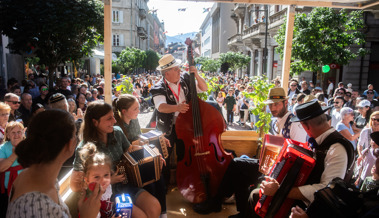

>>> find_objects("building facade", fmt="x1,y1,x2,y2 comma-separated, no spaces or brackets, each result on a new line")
228,3,379,92
200,3,237,60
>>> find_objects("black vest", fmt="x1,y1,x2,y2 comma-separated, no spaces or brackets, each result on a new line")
306,130,355,185
150,73,192,136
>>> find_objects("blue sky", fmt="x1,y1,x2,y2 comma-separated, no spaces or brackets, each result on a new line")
147,0,214,36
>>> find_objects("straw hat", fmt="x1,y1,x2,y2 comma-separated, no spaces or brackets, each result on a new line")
303,94,316,103
263,87,289,104
156,54,182,71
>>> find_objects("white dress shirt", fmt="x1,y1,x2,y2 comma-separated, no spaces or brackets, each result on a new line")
298,128,348,203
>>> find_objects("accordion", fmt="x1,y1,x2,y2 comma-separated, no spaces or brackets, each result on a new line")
117,145,161,187
255,137,316,218
139,130,169,159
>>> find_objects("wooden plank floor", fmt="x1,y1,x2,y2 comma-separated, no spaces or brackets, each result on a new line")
166,187,237,218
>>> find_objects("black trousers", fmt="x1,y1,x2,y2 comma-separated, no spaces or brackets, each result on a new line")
215,157,262,216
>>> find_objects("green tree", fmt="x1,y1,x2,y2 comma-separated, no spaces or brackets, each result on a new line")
197,73,224,101
219,52,250,72
0,0,104,88
117,47,146,74
144,50,160,71
195,57,221,73
275,7,367,75
244,76,274,156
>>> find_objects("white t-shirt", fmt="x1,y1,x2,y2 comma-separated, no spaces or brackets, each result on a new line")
330,109,341,129
327,83,334,96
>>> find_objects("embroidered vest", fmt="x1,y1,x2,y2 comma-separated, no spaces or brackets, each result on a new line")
150,73,191,136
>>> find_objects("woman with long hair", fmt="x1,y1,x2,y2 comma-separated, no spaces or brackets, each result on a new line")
70,101,161,218
113,94,168,216
76,93,87,113
355,100,373,129
7,110,101,217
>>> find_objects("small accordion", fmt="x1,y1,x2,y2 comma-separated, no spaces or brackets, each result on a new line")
139,130,169,159
117,145,161,187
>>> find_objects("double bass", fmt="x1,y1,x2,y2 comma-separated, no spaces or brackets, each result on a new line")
175,38,233,203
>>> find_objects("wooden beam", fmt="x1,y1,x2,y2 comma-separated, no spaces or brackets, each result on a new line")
104,0,112,105
362,1,379,9
174,0,362,9
281,5,295,91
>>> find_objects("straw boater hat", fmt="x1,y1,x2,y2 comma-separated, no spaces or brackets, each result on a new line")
263,87,289,104
156,54,182,71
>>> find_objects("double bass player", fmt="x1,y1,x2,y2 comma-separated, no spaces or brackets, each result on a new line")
150,54,207,184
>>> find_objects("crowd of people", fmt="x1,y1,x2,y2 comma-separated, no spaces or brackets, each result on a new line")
0,54,379,217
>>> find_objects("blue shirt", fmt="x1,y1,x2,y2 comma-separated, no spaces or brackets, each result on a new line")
0,141,23,188
336,122,357,150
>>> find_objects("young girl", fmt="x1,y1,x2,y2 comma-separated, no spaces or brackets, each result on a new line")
80,142,113,218
360,148,379,192
70,101,161,218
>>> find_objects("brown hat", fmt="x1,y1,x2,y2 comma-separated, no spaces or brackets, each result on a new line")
263,87,289,104
156,54,182,71
303,94,316,103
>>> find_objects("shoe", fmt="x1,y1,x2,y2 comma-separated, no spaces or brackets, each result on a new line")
193,199,222,215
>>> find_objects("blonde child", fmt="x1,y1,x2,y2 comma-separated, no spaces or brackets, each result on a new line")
80,142,114,218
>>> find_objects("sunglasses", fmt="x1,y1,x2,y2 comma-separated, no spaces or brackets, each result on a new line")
372,118,379,122
346,95,351,97
290,85,297,87
337,92,345,94
367,92,374,94
41,88,48,91
334,102,341,104
7,101,20,104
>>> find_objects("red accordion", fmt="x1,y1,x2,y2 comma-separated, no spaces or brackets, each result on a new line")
255,136,316,218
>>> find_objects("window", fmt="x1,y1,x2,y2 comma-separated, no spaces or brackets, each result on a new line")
112,11,123,23
204,37,210,45
113,34,124,47
113,34,120,46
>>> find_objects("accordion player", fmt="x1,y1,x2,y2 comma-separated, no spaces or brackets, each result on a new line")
117,145,161,187
255,137,315,218
139,130,169,159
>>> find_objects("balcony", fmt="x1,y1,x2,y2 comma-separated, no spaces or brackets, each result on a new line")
137,27,148,40
233,3,246,17
139,9,147,19
227,34,243,46
268,8,287,29
242,22,266,40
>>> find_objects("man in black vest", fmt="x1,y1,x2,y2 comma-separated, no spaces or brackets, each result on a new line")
250,101,354,216
150,54,207,182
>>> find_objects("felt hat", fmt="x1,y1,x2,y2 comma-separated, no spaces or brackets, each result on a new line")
290,100,331,122
156,54,182,71
263,87,289,104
